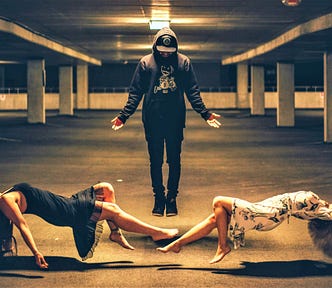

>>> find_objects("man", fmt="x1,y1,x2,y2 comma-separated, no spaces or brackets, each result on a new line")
112,27,221,217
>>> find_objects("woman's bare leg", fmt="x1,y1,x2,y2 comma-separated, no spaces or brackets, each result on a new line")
209,196,232,264
93,182,133,249
99,201,178,245
157,213,216,253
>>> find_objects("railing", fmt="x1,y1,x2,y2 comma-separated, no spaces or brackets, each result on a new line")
0,85,324,94
0,87,60,93
265,86,324,92
0,87,27,93
292,85,324,92
89,87,129,93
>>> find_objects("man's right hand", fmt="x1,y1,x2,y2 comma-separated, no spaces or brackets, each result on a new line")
111,117,124,131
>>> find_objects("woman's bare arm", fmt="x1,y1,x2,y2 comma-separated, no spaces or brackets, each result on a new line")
0,194,48,269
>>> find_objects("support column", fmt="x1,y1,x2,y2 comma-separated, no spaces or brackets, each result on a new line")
324,52,332,143
0,66,4,89
277,62,294,127
236,63,249,108
27,59,45,124
0,66,4,103
76,64,89,109
251,65,265,115
59,66,74,115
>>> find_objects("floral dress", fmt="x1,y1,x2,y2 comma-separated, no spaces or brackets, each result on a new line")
229,191,332,249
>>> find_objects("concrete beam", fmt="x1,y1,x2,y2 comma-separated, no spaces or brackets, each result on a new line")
0,17,101,66
222,13,332,65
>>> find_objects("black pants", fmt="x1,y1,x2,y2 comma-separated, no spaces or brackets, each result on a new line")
147,130,183,197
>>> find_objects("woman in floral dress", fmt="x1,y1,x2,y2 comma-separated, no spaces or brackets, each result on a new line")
158,191,332,264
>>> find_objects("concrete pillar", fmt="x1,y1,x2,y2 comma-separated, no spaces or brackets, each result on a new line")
27,59,45,124
251,65,265,115
277,62,294,127
76,64,89,109
324,52,332,143
0,66,4,89
59,66,74,115
236,63,249,108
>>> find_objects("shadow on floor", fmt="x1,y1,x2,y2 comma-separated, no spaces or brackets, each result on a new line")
0,255,181,274
1,257,331,279
158,260,332,278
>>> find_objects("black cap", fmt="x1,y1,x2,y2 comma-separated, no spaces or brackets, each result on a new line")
156,35,177,53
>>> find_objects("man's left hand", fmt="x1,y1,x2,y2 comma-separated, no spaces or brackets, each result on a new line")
206,113,221,128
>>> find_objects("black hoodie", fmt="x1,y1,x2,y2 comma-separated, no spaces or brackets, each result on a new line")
118,27,211,139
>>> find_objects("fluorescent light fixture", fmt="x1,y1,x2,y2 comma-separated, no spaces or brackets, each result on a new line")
0,60,21,64
149,19,170,30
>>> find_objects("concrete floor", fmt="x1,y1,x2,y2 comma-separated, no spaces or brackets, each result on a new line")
1,109,332,288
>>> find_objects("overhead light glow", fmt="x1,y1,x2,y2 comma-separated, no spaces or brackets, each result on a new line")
149,20,170,30
0,60,21,64
282,0,302,6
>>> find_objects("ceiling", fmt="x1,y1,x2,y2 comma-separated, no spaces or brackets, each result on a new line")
0,0,332,66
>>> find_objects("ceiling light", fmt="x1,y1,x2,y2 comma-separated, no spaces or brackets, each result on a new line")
0,60,21,64
282,0,302,6
149,20,170,30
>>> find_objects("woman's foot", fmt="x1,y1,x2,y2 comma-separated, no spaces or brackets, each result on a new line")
109,230,135,250
209,245,231,264
151,228,179,241
157,241,181,253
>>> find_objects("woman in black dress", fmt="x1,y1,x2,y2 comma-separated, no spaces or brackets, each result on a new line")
0,182,178,269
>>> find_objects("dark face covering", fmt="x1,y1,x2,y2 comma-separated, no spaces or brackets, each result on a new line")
154,51,178,66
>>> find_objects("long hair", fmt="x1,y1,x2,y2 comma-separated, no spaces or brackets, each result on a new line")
308,219,332,257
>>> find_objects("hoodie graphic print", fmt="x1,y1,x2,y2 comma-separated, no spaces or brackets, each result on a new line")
153,64,177,95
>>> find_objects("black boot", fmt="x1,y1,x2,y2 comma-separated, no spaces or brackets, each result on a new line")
152,193,166,217
166,193,178,217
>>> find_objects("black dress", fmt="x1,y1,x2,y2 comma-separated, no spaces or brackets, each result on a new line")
10,183,104,260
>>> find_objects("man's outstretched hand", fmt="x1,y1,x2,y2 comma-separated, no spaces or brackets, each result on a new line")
111,117,124,131
206,113,221,128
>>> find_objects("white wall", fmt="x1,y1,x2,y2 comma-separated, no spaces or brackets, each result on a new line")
0,91,325,110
